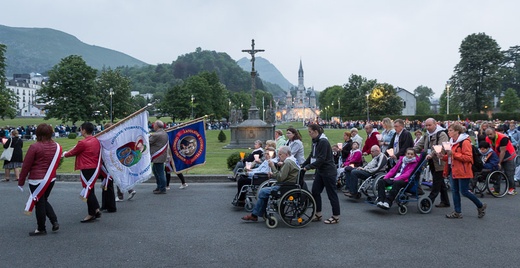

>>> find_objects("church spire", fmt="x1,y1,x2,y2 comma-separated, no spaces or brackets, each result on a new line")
298,59,304,90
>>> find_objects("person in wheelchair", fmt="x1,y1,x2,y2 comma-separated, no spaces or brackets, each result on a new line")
241,146,299,221
376,148,420,209
233,147,276,207
344,145,387,198
228,140,264,181
473,142,499,192
339,141,362,191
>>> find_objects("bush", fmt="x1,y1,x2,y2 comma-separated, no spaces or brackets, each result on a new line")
226,152,250,170
68,133,77,139
218,130,226,142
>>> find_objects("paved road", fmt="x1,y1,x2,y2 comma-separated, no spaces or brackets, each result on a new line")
1,181,520,267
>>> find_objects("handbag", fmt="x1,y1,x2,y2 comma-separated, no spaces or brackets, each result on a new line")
0,139,14,161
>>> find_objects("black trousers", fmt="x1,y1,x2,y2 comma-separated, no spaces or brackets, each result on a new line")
81,169,100,216
29,181,57,232
429,168,450,205
101,179,117,212
377,179,407,204
166,172,186,186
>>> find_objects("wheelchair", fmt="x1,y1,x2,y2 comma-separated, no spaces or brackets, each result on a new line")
371,153,432,215
472,169,509,198
356,172,386,201
263,171,316,229
231,172,270,212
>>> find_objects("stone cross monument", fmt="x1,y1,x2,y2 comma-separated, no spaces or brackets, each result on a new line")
224,39,274,149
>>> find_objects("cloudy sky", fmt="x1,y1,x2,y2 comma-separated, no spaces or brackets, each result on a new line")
2,0,519,97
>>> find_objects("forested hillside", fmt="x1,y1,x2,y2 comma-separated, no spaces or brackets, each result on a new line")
0,25,147,75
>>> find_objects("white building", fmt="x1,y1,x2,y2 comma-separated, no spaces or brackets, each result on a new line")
5,73,46,116
396,87,416,116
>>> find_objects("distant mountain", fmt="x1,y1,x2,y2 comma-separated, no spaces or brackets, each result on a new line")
0,25,148,75
237,57,294,95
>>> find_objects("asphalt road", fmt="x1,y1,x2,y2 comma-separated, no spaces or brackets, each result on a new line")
1,180,520,268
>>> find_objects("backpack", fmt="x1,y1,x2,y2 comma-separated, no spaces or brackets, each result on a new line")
464,139,483,173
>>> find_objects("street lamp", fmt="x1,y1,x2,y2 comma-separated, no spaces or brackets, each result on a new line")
109,88,114,123
338,98,341,125
191,94,195,119
446,80,451,115
366,91,370,122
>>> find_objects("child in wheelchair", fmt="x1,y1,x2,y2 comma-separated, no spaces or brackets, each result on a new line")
376,148,420,210
472,142,499,193
241,146,299,221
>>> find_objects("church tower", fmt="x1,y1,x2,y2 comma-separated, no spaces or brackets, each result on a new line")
298,59,304,91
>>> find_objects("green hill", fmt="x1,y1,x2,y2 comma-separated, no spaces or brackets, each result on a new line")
0,24,148,75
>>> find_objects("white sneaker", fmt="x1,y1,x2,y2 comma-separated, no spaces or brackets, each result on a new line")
166,187,170,190
127,190,136,200
382,202,390,209
179,184,189,189
115,197,123,202
376,201,383,206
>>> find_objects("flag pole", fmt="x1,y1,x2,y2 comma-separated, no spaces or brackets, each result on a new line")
164,114,211,132
94,102,155,138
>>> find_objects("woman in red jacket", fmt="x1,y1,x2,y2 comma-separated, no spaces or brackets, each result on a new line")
18,124,62,236
441,123,486,219
64,122,102,223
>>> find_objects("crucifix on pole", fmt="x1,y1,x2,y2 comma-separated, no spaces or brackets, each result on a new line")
242,39,265,120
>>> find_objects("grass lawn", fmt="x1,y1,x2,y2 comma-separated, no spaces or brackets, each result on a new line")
2,117,374,175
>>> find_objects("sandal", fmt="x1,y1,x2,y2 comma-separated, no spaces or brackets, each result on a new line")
445,211,463,219
324,217,339,224
312,215,322,222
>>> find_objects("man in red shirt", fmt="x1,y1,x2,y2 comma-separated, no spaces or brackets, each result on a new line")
362,124,380,156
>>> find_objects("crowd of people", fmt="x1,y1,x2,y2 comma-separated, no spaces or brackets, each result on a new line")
234,117,520,226
1,120,189,236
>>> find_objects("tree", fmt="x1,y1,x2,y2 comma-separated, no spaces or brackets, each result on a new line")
414,85,434,114
38,55,98,123
451,33,503,113
319,85,343,119
96,68,134,121
369,83,403,116
158,84,191,122
0,44,17,119
500,88,520,112
500,46,520,96
340,74,376,118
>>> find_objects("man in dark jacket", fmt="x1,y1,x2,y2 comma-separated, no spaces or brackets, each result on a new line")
388,119,414,165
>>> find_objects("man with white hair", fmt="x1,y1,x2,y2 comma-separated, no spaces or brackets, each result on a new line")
150,120,169,194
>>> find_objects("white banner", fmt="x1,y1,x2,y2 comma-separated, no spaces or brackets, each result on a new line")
97,111,152,191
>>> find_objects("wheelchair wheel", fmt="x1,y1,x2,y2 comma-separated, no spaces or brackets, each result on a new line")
398,205,408,215
515,155,520,167
278,189,316,228
417,196,432,214
256,179,277,199
265,216,278,229
244,197,254,212
487,171,509,198
371,174,386,198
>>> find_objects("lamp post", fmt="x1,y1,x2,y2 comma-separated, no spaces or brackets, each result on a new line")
109,88,114,123
338,98,341,125
191,94,195,119
228,99,232,124
446,80,451,115
302,97,306,127
366,91,370,122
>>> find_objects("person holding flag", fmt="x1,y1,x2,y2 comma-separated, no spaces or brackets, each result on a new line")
63,122,102,222
18,124,62,236
150,120,169,194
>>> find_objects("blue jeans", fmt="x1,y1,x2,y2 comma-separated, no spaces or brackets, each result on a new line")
252,186,279,217
152,163,166,192
450,176,483,213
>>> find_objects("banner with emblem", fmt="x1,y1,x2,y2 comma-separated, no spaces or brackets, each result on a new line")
166,118,206,173
97,109,152,191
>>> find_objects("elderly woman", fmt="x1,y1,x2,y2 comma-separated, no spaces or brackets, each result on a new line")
229,140,264,181
18,124,62,236
379,117,395,153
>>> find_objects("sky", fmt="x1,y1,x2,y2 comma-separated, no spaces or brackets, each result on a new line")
2,0,519,98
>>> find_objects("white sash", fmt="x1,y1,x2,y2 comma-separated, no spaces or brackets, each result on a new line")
24,143,62,215
151,143,168,161
79,149,102,201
